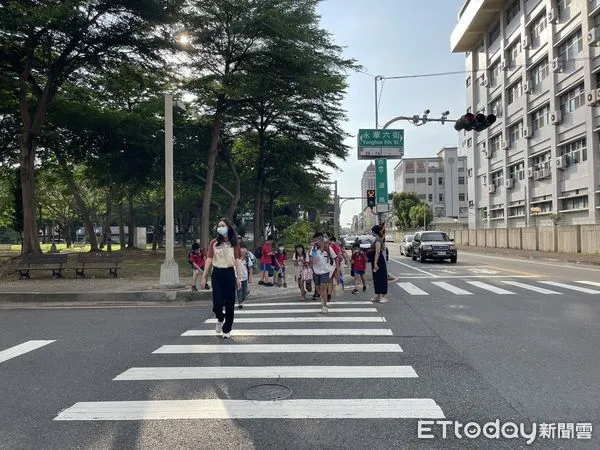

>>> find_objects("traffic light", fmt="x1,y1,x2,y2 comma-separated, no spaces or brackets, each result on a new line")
454,113,496,132
367,189,376,208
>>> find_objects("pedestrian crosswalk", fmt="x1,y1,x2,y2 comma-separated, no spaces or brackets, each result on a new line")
395,280,600,296
54,300,446,421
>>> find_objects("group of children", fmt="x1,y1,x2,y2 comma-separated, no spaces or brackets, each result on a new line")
189,235,370,313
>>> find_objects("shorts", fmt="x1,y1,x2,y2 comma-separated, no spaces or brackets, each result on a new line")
313,272,330,286
261,263,272,272
354,270,365,276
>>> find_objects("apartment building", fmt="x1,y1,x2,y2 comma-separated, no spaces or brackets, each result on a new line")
393,147,469,219
451,0,600,228
361,162,376,211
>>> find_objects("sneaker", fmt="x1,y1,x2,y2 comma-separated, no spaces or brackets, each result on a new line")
362,286,367,292
320,306,328,315
191,286,198,292
205,284,210,290
371,296,380,303
283,283,287,288
238,303,243,309
215,321,223,334
267,282,274,287
222,332,231,339
312,294,319,301
352,289,359,295
379,297,389,303
258,280,265,285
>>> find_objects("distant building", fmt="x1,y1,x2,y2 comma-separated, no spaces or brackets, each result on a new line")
361,162,376,211
393,147,468,220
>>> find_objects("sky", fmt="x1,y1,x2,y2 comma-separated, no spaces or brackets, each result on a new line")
316,0,467,227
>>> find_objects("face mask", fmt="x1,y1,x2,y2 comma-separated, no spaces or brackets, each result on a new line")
279,247,284,252
324,238,329,243
217,226,228,236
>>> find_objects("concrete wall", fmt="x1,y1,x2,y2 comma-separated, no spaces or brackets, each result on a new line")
521,228,538,251
538,227,557,252
496,228,508,248
469,229,477,246
580,225,600,255
485,229,496,248
476,229,486,247
508,228,522,249
557,226,581,254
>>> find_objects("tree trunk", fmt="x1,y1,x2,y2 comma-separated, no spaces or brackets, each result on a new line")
152,215,159,251
118,200,126,249
105,190,113,253
127,190,135,248
19,137,41,254
226,158,241,221
253,130,267,242
65,222,72,248
200,97,225,249
269,191,275,237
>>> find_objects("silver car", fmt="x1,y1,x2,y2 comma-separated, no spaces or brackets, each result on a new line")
400,234,415,257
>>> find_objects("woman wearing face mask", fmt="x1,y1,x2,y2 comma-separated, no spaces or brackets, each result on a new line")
201,218,242,339
292,245,310,300
370,224,388,303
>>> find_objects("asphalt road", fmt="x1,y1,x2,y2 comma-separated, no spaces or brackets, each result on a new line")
0,246,598,449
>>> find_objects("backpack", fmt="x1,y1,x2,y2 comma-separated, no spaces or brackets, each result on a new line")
254,246,262,259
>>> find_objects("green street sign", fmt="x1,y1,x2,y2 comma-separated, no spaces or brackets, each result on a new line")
375,159,388,205
357,129,404,160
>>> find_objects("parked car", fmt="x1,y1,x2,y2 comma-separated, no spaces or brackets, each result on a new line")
343,236,357,249
412,231,457,263
357,235,375,251
400,234,415,257
385,234,395,243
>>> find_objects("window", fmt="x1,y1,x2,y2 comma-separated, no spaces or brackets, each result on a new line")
438,177,443,186
506,0,520,24
531,152,551,171
491,170,504,187
556,0,571,14
506,40,521,68
428,194,433,202
531,104,550,131
467,138,472,147
530,13,547,46
459,193,466,202
466,76,471,87
558,29,582,62
458,176,465,185
405,177,415,184
405,161,414,171
559,83,585,115
559,138,587,165
417,177,426,184
490,134,501,158
428,177,432,186
561,196,588,211
438,194,444,203
509,161,525,181
489,21,500,44
468,168,473,177
530,59,549,89
418,194,427,201
489,96,502,117
489,61,501,87
508,121,523,146
507,79,523,104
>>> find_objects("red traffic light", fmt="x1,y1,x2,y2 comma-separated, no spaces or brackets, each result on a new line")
464,113,475,122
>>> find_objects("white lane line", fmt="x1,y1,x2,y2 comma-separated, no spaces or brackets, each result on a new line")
0,340,55,364
182,329,394,336
395,275,539,279
501,281,561,294
431,282,473,295
54,398,445,420
242,301,373,307
114,366,418,380
236,308,377,315
152,344,403,354
204,317,386,323
396,282,429,296
390,258,438,278
539,281,600,294
465,281,515,295
460,252,600,272
576,281,600,288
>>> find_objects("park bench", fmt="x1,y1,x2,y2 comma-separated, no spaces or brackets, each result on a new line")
72,241,86,249
0,244,12,251
75,252,123,278
18,253,68,280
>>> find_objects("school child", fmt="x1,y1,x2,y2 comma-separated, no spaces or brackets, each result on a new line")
189,242,209,291
273,244,287,287
237,245,253,309
351,243,368,294
292,245,310,299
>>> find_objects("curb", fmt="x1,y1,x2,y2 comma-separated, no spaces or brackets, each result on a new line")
0,290,212,303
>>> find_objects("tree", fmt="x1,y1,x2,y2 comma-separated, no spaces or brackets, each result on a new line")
409,203,433,229
282,219,314,246
392,192,421,229
0,0,182,253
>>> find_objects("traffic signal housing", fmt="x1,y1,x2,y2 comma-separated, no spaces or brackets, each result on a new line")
367,189,376,208
454,113,496,132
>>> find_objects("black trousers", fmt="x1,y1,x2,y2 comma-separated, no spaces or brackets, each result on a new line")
372,253,388,295
211,267,236,333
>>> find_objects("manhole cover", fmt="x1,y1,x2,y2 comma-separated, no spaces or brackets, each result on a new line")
243,383,293,401
445,304,465,309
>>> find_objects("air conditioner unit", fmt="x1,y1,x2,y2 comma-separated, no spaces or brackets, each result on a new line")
526,167,534,178
534,170,542,180
481,77,489,87
587,89,600,106
556,155,567,169
502,140,510,150
523,81,532,94
523,128,532,139
505,178,515,189
500,60,507,70
483,149,490,159
522,35,529,49
550,110,562,124
543,168,551,178
551,58,562,72
548,8,558,24
488,184,496,194
588,28,600,46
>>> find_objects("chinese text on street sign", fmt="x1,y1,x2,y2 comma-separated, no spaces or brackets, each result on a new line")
375,159,388,205
357,129,404,160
